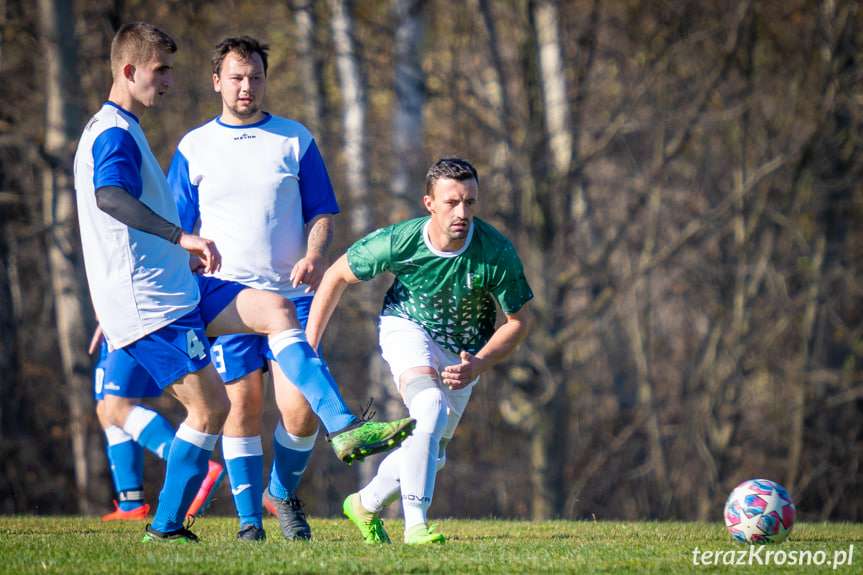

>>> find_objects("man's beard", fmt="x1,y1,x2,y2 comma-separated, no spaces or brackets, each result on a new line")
229,101,259,119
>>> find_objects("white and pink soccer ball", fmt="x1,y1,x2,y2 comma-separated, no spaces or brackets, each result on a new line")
724,479,795,544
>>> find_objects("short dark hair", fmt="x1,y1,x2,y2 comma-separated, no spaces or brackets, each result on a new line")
212,36,269,77
111,22,177,78
425,157,479,197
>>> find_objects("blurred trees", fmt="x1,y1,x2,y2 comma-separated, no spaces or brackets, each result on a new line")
0,0,861,522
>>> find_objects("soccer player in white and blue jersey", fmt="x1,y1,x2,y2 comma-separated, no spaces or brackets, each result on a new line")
167,36,337,542
307,157,533,545
74,22,414,543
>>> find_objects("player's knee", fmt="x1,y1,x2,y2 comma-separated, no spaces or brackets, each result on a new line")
209,393,231,428
281,414,319,437
405,378,447,437
264,294,300,333
103,396,134,427
226,395,264,429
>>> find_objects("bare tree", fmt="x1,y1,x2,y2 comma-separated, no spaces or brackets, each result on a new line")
38,0,99,514
327,0,371,235
291,0,324,134
390,0,426,222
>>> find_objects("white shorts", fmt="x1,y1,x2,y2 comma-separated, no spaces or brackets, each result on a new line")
378,315,475,440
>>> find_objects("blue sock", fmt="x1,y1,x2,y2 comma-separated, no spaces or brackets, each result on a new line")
269,330,356,433
123,405,174,460
151,424,218,533
223,436,264,528
268,421,317,499
104,426,144,511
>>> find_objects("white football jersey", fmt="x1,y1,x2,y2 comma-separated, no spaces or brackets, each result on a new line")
168,114,338,300
74,103,200,349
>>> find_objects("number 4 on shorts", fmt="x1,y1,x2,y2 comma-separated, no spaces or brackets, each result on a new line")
186,329,206,360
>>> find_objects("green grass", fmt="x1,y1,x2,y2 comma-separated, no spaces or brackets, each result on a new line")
1,516,861,574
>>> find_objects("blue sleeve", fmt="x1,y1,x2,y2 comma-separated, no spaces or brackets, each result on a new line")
167,149,200,234
298,140,340,223
92,127,143,199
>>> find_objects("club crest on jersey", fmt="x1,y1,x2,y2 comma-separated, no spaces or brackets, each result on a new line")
233,133,257,141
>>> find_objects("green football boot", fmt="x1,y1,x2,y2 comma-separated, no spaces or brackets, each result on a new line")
343,493,391,544
142,521,200,543
329,417,416,464
405,522,446,545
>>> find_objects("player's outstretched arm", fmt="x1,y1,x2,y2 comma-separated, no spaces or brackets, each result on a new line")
305,254,361,350
440,303,532,390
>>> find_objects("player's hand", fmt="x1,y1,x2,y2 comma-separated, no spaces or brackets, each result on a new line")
189,256,206,274
441,351,481,390
178,232,221,273
88,324,104,355
290,254,325,292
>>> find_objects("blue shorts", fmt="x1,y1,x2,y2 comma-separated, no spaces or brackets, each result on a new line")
123,276,246,389
211,295,313,383
93,339,161,401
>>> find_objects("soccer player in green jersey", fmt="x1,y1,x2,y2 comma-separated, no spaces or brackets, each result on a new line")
306,156,534,544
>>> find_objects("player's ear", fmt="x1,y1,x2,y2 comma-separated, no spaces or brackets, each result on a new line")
423,194,434,213
213,73,221,93
123,63,136,81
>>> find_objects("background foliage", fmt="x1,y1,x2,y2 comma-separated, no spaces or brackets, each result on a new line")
0,0,861,524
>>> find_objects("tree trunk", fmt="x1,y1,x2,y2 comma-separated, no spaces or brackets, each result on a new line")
327,0,371,235
326,0,388,500
390,0,426,222
0,204,15,441
38,0,101,514
290,0,323,134
530,0,571,179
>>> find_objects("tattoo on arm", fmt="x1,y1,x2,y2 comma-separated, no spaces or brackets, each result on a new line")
307,215,334,257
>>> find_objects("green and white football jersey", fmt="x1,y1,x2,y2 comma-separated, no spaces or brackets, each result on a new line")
347,217,533,355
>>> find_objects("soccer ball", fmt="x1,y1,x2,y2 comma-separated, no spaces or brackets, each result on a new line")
724,479,795,544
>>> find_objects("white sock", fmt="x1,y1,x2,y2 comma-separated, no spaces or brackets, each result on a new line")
399,386,448,529
360,449,402,512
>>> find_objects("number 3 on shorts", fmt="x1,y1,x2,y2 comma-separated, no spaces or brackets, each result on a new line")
186,329,206,360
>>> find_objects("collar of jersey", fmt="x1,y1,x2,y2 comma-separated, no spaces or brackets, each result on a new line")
105,101,139,124
215,112,272,129
422,218,474,258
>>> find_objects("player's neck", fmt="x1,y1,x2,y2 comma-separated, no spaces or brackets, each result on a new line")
107,85,145,119
427,229,466,253
220,109,266,126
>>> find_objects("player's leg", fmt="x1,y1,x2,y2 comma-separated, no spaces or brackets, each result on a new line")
202,283,414,463
222,366,267,541
144,362,229,540
398,383,471,545
347,316,467,544
347,434,451,543
359,367,450,545
104,395,174,460
127,312,229,542
94,348,148,520
206,288,354,430
264,360,318,541
397,372,448,544
97,399,148,520
101,350,175,461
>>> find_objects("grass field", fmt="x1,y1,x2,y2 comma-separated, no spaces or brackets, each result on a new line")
1,516,861,574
